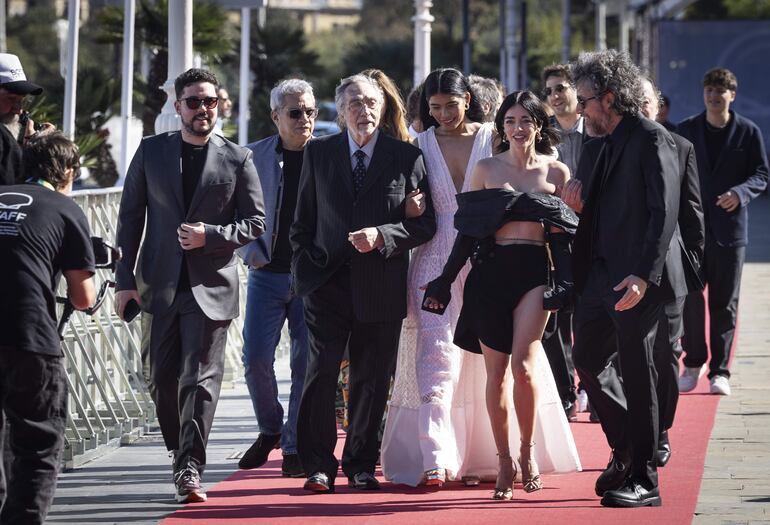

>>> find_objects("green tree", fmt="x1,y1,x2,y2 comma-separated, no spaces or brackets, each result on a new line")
245,16,322,140
95,0,235,136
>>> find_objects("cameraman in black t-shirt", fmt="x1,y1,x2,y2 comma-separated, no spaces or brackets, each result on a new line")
0,132,95,525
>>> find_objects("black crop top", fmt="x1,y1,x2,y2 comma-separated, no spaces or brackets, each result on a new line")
453,188,579,239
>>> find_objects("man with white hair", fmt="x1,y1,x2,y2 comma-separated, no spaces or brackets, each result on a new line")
236,79,317,478
291,73,436,493
0,53,49,185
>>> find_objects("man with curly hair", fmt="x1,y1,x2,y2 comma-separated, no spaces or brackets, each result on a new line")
562,50,684,508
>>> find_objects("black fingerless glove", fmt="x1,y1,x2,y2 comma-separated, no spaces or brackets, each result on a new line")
543,231,575,312
422,233,475,315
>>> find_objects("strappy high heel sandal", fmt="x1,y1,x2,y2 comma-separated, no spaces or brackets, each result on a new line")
493,453,515,500
424,468,446,487
519,441,543,493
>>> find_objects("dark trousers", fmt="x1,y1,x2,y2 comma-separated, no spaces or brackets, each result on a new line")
682,236,745,379
573,266,661,489
297,267,401,481
655,297,685,431
0,347,67,525
542,311,576,405
141,290,230,473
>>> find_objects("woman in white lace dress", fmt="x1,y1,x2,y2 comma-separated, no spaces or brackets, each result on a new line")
381,68,492,487
382,72,582,491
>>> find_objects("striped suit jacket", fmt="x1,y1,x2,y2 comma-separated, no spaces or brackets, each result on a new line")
290,131,436,322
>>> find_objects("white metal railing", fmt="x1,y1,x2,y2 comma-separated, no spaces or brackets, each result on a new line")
62,187,266,466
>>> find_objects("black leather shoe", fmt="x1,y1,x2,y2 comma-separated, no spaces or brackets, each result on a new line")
656,430,672,467
304,472,334,493
238,433,281,470
595,451,631,496
348,471,381,490
600,479,662,507
281,454,306,478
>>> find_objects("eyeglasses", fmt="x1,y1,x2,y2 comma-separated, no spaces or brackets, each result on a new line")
178,96,219,110
347,97,381,113
287,108,318,119
543,83,570,97
576,91,607,109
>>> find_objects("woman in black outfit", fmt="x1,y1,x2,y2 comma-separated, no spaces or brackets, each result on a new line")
423,91,578,500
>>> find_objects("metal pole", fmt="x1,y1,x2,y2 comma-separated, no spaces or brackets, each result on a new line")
0,0,7,53
499,0,506,88
520,0,527,88
154,0,193,134
413,0,434,86
595,0,606,51
619,0,629,53
504,0,518,92
238,7,250,146
118,0,136,182
462,0,470,76
561,0,571,63
63,0,80,139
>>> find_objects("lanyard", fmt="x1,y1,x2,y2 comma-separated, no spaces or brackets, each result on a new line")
26,178,56,191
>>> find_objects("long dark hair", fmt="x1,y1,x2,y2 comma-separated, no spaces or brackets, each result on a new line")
419,68,485,130
494,90,559,154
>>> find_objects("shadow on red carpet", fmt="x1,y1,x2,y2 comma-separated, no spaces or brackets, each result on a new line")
161,374,719,525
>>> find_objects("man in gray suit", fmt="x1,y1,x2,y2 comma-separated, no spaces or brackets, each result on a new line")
114,68,265,503
236,79,317,478
291,74,436,493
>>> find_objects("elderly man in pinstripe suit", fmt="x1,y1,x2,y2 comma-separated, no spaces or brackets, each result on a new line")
291,73,436,493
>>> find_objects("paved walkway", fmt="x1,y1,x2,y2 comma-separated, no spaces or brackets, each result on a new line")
46,195,770,524
693,194,770,525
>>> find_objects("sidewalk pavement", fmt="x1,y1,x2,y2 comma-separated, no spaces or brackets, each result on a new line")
46,196,770,525
692,194,770,525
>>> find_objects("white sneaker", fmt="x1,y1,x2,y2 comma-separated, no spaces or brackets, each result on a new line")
710,375,731,395
678,365,705,392
577,390,589,412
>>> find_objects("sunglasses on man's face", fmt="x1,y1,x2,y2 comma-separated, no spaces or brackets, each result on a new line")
287,108,318,120
543,83,570,98
179,96,219,110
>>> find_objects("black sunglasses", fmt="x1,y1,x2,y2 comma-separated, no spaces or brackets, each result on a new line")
576,90,608,108
287,108,318,119
543,83,570,97
179,96,219,110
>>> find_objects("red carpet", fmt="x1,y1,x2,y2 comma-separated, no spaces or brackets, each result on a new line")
162,375,719,525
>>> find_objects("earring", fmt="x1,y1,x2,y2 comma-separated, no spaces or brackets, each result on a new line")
536,131,542,141
465,103,470,110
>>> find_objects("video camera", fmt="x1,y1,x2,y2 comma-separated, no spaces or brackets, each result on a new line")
56,236,122,338
17,111,44,145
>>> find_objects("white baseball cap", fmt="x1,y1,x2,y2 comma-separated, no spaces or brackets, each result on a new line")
0,53,43,96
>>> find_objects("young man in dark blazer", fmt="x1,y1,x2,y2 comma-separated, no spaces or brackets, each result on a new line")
677,68,769,396
291,74,436,493
115,69,266,503
565,50,683,508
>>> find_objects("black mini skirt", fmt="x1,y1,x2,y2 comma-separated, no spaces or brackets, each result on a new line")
454,242,548,355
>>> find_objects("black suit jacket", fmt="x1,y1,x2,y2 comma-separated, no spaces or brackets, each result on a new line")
573,114,684,301
677,110,769,248
290,131,436,322
116,132,266,320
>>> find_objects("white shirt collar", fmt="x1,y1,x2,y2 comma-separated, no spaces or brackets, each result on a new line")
348,128,379,159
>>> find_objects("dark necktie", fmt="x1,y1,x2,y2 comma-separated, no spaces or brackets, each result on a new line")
353,149,366,195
